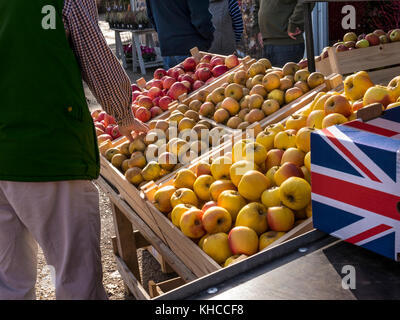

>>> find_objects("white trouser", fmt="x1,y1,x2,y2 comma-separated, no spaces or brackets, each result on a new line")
0,180,108,300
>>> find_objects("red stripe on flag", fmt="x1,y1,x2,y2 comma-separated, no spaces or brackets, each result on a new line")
343,121,399,137
311,172,400,221
345,224,392,244
321,128,381,183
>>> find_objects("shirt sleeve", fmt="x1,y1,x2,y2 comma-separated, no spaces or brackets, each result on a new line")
228,0,244,43
187,0,215,42
63,0,135,127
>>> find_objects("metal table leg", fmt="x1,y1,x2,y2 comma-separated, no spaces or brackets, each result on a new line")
304,2,316,73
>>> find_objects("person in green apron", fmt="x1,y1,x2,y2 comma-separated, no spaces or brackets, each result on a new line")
0,0,148,299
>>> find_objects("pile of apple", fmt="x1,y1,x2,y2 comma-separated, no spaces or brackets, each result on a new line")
320,28,400,58
150,132,313,266
131,54,241,123
182,58,325,130
103,112,232,188
92,110,122,144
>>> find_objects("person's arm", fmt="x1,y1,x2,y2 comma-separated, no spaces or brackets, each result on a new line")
146,0,157,32
63,0,148,140
288,1,315,35
187,0,215,41
228,0,244,43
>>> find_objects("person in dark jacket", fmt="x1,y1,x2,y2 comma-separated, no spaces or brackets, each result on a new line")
256,0,313,67
146,0,215,69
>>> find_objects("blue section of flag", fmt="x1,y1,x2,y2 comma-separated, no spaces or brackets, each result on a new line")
312,200,364,234
356,142,397,181
360,232,395,260
310,132,363,177
381,106,400,121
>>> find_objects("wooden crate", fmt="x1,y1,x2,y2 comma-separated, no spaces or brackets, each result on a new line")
316,42,400,85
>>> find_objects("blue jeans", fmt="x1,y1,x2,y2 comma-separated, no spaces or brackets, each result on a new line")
263,43,305,68
162,55,189,69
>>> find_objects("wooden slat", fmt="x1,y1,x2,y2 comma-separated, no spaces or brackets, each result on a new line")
114,254,151,300
148,277,185,298
97,176,197,283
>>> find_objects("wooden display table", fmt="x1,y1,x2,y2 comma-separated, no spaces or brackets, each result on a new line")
112,28,164,75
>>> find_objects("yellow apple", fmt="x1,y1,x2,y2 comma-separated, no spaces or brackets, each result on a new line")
266,165,279,186
202,233,233,265
173,169,197,189
209,179,237,201
295,127,316,153
306,109,325,129
224,254,247,267
363,85,395,108
322,113,348,129
274,162,304,186
229,160,258,187
259,231,285,251
281,147,305,167
228,226,259,256
179,209,205,239
171,203,197,227
170,188,199,208
210,156,232,180
193,174,215,201
344,71,374,101
279,177,311,210
265,149,284,170
235,202,268,235
202,206,232,234
256,131,276,151
267,206,295,232
387,75,400,100
217,190,247,222
243,142,268,166
261,186,281,207
304,151,311,172
324,95,352,117
274,130,297,150
238,170,271,201
153,185,177,214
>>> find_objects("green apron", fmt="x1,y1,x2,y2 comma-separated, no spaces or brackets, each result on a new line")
0,0,99,181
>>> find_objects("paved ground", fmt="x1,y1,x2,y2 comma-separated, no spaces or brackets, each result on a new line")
34,15,176,300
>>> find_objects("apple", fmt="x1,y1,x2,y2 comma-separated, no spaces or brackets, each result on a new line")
195,161,212,176
182,57,197,72
324,94,352,117
91,109,103,120
267,206,295,232
335,44,349,52
235,202,268,235
259,231,286,251
238,170,271,201
131,84,141,92
179,209,205,239
193,174,215,201
150,106,163,118
147,87,162,100
209,179,236,202
135,107,151,122
162,76,176,90
274,130,297,150
225,54,240,69
132,90,143,102
168,82,188,100
170,188,199,208
171,203,196,227
202,233,233,264
265,149,284,170
181,80,192,91
158,96,173,111
181,74,194,85
363,85,395,107
97,133,112,144
212,65,229,78
389,29,400,42
355,39,369,48
321,113,348,128
228,226,259,256
210,56,225,68
94,121,105,132
210,156,232,180
343,70,374,101
365,33,380,46
281,147,305,167
154,68,167,79
274,162,304,186
379,34,389,44
202,206,232,234
217,190,247,222
279,176,311,210
193,80,205,91
200,54,212,63
261,187,281,208
202,201,218,213
343,32,357,42
373,29,386,37
110,125,121,140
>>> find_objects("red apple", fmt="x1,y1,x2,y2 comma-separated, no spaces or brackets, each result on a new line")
210,56,225,68
212,65,229,77
94,121,105,131
91,109,102,120
335,44,349,52
201,201,218,213
151,79,163,89
168,82,188,100
182,57,197,72
193,80,205,91
162,76,176,90
152,96,161,107
148,87,162,99
110,125,121,139
137,96,153,109
200,54,212,63
154,68,167,79
195,67,213,82
181,80,192,91
158,96,173,111
225,54,240,69
96,111,107,123
131,84,141,92
365,33,380,46
181,74,194,84
150,106,163,118
196,62,211,70
132,90,142,102
136,107,151,122
97,133,112,144
205,77,216,85
105,124,116,136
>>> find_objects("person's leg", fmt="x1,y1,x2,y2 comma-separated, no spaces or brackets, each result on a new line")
263,43,305,68
1,180,107,300
0,183,38,300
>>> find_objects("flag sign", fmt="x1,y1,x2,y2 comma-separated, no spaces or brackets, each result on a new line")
311,106,400,261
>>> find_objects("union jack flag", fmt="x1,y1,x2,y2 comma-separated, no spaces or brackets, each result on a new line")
311,107,400,261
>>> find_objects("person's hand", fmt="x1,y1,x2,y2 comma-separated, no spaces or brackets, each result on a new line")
257,32,264,47
288,27,302,40
118,118,149,142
